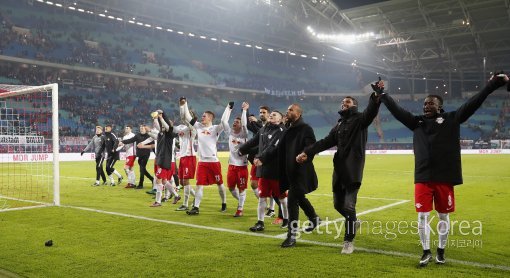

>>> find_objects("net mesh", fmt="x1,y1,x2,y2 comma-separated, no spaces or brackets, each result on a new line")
0,84,54,209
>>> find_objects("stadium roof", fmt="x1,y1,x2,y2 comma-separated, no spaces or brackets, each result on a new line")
77,0,510,82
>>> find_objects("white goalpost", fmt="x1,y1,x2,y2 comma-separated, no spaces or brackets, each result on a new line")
0,83,59,209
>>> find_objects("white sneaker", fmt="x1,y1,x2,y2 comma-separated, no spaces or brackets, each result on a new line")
341,241,354,254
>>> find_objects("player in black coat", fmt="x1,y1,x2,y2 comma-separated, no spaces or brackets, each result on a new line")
274,104,320,248
379,73,508,266
299,92,381,253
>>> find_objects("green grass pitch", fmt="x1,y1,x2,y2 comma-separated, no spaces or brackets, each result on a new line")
0,154,509,277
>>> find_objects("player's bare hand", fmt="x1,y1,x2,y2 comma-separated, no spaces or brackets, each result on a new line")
179,97,187,106
296,152,308,163
248,115,257,122
242,102,249,110
254,158,263,167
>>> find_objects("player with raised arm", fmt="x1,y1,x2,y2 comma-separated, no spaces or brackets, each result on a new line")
117,125,137,188
174,115,198,211
224,102,250,217
81,126,107,186
180,98,230,215
138,110,180,207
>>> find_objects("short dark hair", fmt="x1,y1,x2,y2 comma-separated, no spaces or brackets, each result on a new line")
345,96,358,106
204,111,215,119
426,94,444,106
234,116,242,121
105,124,112,128
272,110,283,117
259,106,270,112
125,125,132,129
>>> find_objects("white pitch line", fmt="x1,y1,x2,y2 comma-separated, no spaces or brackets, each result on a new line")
1,204,508,271
0,204,51,212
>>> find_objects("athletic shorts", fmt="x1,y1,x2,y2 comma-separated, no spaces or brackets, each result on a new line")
250,164,258,181
227,165,248,190
178,156,197,180
125,156,136,168
155,163,175,180
415,182,455,213
196,161,223,185
258,178,282,198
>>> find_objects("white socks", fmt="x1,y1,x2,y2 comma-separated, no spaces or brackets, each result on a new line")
258,198,267,222
438,213,450,249
251,186,259,199
269,197,275,211
194,185,204,208
418,212,431,250
218,184,227,204
165,180,179,198
279,197,288,220
124,168,135,184
238,190,247,210
155,182,163,203
230,188,240,200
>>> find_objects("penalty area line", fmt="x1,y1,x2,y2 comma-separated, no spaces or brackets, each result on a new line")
58,204,510,272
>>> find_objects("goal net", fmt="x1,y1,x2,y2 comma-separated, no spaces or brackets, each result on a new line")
0,83,59,210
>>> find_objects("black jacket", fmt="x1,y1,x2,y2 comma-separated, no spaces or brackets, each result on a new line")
305,93,380,190
276,117,318,195
239,122,285,179
380,83,500,185
122,133,153,157
100,131,120,160
246,119,264,164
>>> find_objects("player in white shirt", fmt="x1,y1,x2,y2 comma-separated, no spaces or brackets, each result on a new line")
117,125,137,188
174,122,198,211
180,98,230,215
224,102,250,217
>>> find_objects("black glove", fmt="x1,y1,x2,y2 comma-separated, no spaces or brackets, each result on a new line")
371,78,385,96
488,71,507,89
80,151,84,156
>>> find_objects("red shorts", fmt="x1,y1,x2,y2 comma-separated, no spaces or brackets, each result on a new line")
258,178,282,198
250,164,258,181
227,165,248,190
125,156,136,168
415,182,455,213
155,163,175,180
196,162,223,185
178,156,197,180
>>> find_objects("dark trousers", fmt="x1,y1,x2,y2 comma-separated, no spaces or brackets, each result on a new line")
106,157,118,176
333,186,359,242
137,155,153,186
95,156,106,182
287,188,318,238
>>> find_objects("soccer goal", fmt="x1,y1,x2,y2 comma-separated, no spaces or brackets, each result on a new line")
0,83,59,210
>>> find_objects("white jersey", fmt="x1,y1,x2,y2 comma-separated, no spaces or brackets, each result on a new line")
194,122,224,162
174,124,197,158
225,110,248,166
118,132,136,156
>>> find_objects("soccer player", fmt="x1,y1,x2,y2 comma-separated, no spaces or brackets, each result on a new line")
139,110,180,207
239,110,288,231
120,124,154,189
246,105,269,199
377,73,509,265
99,124,123,186
224,102,250,217
81,125,106,186
174,120,198,211
180,98,230,215
247,106,281,220
117,125,137,188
